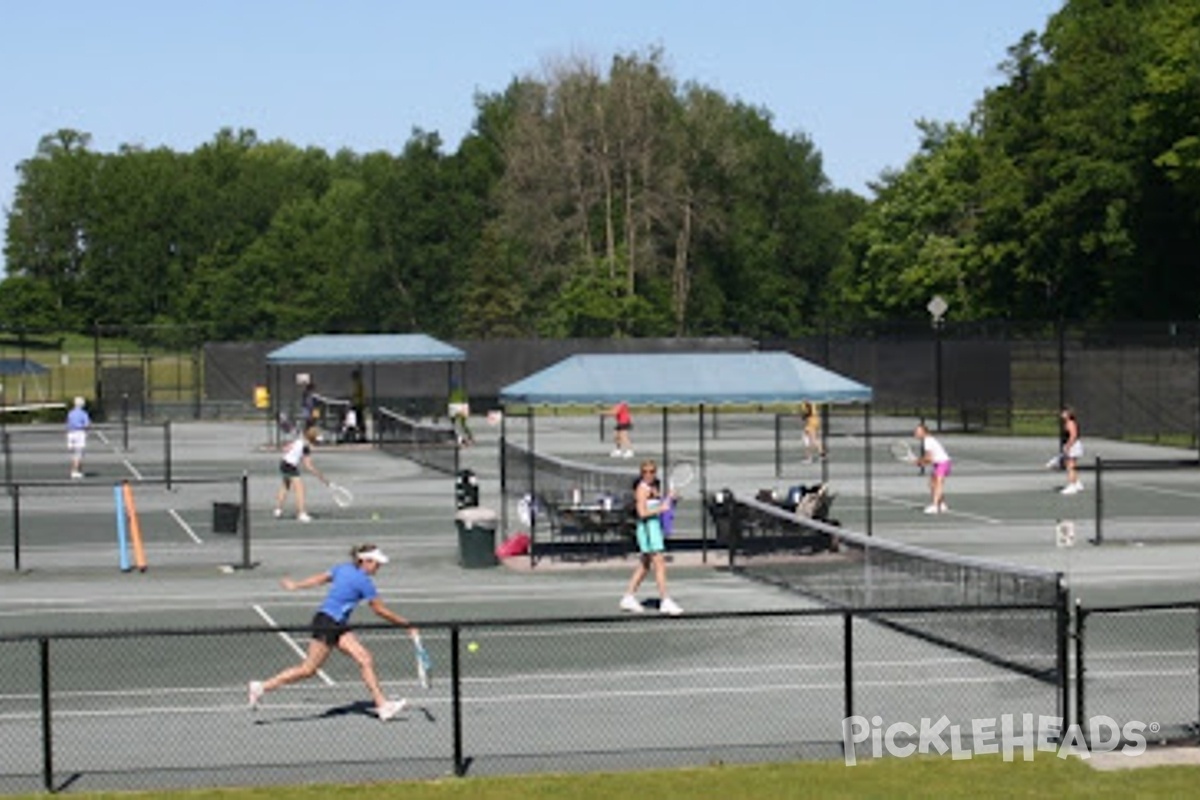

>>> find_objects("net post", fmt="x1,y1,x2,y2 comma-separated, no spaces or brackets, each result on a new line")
3,430,12,487
774,413,782,478
121,394,130,451
450,625,465,776
164,419,173,490
1092,457,1103,545
40,637,53,793
240,471,252,570
11,483,21,572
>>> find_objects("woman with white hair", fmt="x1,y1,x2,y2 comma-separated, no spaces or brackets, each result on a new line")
66,396,91,479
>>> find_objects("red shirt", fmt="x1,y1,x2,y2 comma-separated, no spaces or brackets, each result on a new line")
613,402,631,426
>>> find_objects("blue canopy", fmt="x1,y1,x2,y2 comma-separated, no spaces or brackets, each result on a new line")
0,358,49,376
499,352,871,406
266,334,465,365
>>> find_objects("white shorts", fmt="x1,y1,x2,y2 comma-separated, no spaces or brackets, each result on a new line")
67,430,87,453
1065,440,1083,459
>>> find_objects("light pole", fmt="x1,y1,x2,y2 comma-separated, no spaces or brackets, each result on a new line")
927,295,948,432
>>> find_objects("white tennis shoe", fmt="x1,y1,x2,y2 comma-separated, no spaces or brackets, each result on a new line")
247,681,264,709
377,699,408,721
619,594,645,613
297,512,312,523
660,597,683,616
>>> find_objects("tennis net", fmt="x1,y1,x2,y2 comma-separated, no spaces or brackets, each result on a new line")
728,495,1065,683
375,407,459,474
1091,456,1200,545
310,393,352,440
502,440,636,506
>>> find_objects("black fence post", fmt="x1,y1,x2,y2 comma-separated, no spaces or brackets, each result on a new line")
699,403,708,562
935,320,944,432
40,637,53,793
3,430,12,488
1093,457,1104,545
451,625,465,777
864,405,873,537
843,612,854,759
1074,602,1086,747
499,416,508,538
1057,581,1070,736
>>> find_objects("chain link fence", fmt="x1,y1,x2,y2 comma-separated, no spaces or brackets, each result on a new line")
1074,602,1200,748
0,607,1064,794
5,323,1198,446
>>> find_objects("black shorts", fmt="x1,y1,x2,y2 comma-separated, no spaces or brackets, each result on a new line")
311,612,349,646
280,461,300,486
616,422,632,431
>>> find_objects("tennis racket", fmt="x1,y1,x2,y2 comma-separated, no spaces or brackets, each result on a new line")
328,482,353,508
667,461,696,494
890,440,918,464
413,635,432,689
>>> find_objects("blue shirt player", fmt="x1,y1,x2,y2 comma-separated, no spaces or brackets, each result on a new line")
248,544,419,721
66,396,91,479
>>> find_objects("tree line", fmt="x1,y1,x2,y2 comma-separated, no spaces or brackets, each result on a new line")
4,0,1198,342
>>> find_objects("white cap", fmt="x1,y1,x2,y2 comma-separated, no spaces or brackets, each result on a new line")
358,548,389,564
74,396,86,408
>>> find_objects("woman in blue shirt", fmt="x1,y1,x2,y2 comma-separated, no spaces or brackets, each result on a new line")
248,544,419,721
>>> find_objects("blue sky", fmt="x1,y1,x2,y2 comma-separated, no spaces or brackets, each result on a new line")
1,0,1063,273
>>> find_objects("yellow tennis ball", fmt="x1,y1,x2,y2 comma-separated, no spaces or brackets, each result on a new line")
467,641,479,653
371,512,380,521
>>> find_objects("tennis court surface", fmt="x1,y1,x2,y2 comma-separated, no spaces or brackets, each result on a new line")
1,417,1198,792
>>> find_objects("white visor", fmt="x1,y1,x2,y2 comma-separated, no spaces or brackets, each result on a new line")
358,548,389,564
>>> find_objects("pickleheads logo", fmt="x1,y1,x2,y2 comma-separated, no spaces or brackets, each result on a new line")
841,714,1149,766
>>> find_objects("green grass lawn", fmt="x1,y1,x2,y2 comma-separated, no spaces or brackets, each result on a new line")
13,755,1200,800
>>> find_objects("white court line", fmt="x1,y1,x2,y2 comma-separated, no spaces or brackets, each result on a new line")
0,669,1035,721
252,604,334,686
91,428,144,478
1087,669,1197,679
0,654,1001,705
873,492,1004,525
1116,480,1200,501
168,509,203,544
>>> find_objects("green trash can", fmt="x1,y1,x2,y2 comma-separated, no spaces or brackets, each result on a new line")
456,507,499,568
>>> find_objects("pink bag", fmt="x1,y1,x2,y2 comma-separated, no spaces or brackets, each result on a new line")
496,532,530,558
